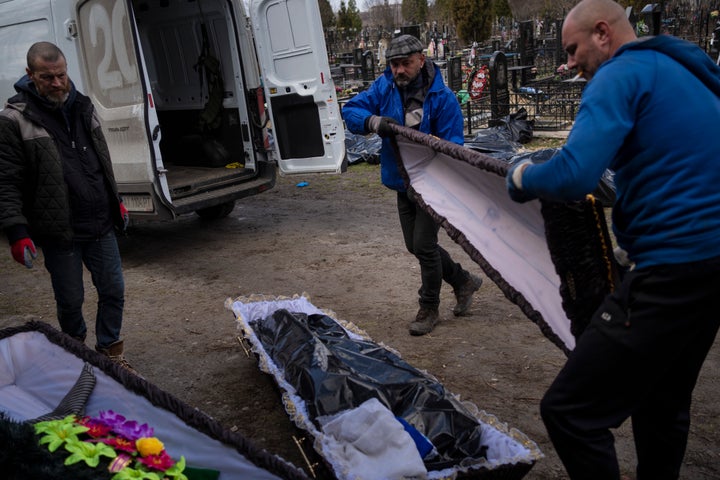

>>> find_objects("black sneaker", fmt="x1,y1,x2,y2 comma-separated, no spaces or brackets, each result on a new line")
409,307,439,336
453,274,483,316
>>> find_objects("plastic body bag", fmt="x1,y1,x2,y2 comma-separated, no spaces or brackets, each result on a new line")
253,309,488,469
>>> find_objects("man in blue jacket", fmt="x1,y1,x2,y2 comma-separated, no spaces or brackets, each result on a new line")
507,0,720,478
343,35,482,336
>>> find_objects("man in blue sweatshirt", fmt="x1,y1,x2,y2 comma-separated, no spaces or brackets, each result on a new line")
506,0,720,478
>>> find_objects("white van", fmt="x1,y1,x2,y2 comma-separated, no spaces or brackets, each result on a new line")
0,0,346,220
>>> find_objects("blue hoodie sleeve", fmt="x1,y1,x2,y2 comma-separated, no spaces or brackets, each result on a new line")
521,63,635,201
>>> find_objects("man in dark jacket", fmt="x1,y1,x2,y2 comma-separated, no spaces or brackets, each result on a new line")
342,35,482,336
0,42,136,373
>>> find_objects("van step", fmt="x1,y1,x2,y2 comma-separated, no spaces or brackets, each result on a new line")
170,175,275,215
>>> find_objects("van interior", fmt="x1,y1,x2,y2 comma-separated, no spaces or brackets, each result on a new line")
131,0,266,209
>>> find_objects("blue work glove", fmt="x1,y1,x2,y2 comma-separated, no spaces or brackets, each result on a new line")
506,160,537,203
366,115,398,138
11,237,37,269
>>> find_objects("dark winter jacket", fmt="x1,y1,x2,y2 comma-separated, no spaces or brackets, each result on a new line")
0,78,123,247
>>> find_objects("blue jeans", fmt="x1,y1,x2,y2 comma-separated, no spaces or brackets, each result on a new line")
397,191,468,308
42,232,125,349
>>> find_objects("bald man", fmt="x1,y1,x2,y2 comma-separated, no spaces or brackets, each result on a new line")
506,0,720,478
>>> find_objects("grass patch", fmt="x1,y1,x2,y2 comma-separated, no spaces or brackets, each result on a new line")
526,137,566,150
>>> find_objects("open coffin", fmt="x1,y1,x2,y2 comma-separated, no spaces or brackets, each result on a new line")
228,294,543,479
0,321,308,479
387,125,618,354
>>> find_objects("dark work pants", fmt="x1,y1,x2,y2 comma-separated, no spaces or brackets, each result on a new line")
540,255,720,480
43,232,125,349
396,190,467,309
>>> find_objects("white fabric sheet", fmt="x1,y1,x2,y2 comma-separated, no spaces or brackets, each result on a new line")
317,397,428,480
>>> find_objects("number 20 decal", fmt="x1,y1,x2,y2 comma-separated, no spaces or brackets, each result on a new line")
88,2,138,90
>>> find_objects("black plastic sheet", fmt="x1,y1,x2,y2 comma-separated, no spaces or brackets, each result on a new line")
464,109,533,157
464,129,522,158
488,108,535,144
252,309,488,469
345,130,381,165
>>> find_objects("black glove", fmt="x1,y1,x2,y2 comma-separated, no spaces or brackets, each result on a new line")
366,115,399,138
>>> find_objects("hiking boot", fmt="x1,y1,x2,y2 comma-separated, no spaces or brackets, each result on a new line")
409,307,439,336
96,340,140,376
453,274,483,316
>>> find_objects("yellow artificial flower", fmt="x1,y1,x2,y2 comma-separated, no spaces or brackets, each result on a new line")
136,437,164,457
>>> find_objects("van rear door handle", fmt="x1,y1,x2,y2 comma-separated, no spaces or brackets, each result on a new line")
152,125,160,140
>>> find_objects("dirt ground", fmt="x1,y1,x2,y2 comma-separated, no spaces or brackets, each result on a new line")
1,148,719,479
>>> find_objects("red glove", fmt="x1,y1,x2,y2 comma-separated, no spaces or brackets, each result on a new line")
11,238,37,269
119,202,129,230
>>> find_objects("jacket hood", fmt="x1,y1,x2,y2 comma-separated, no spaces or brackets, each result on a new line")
617,35,720,96
13,74,78,111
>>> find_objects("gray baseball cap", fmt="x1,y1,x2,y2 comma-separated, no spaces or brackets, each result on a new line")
385,34,424,60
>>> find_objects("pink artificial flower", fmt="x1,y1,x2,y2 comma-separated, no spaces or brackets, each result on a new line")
102,435,137,454
77,416,112,438
137,450,175,471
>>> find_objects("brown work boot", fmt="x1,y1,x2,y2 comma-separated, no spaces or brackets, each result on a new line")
453,274,483,316
409,307,439,336
96,340,140,376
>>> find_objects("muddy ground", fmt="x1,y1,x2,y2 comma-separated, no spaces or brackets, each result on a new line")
1,144,719,479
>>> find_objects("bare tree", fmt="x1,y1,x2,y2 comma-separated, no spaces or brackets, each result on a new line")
364,0,397,31
507,0,575,20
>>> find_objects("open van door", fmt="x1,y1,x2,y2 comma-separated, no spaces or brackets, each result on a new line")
249,0,346,174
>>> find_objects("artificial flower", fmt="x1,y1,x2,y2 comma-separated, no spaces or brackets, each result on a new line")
35,416,89,452
109,453,134,472
115,419,154,441
161,456,188,480
78,416,113,437
97,410,127,427
110,468,162,480
33,411,185,479
137,450,174,471
103,435,138,453
63,437,117,467
136,437,164,456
